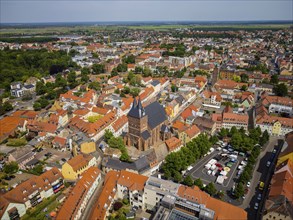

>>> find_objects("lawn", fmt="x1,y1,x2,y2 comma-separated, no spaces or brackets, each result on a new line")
21,193,60,220
87,115,103,123
6,138,27,147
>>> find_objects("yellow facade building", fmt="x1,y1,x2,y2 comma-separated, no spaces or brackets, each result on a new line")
61,154,96,181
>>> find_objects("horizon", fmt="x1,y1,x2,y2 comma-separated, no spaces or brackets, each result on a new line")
1,1,292,23
2,20,292,26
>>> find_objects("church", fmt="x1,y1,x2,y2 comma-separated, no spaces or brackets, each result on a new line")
126,98,169,151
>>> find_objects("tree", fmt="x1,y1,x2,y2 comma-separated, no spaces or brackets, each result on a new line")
234,182,245,199
123,55,135,64
117,63,127,72
273,83,288,97
174,171,182,183
3,102,13,112
270,74,279,84
130,88,140,97
204,182,217,196
3,162,19,174
113,202,123,211
209,135,219,145
92,64,105,74
183,175,194,187
259,130,269,146
104,130,114,143
241,85,248,91
194,178,204,190
217,190,225,200
33,102,42,111
88,82,101,91
171,84,178,92
240,74,249,83
164,169,172,180
36,81,47,95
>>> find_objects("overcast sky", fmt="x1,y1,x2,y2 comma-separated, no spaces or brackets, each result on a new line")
1,0,292,23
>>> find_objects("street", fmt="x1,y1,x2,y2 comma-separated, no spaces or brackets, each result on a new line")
81,173,105,220
244,138,283,220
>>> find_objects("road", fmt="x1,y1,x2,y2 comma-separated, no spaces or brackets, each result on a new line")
81,173,105,220
241,137,281,220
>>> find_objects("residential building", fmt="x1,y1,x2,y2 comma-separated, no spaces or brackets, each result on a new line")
255,105,293,136
0,167,63,219
56,167,101,220
8,146,35,170
193,117,217,135
61,154,96,181
212,106,249,131
165,137,182,152
202,90,222,109
90,170,247,220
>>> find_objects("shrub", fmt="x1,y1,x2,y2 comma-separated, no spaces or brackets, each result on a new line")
113,202,123,211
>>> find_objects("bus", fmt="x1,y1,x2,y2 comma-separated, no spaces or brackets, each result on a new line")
259,181,265,191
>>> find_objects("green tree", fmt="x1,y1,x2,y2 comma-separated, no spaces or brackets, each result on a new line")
270,74,279,84
3,162,19,174
108,137,125,149
122,55,135,64
174,171,183,183
234,182,245,199
273,83,288,97
36,81,47,95
240,74,249,83
171,84,178,92
130,88,140,97
241,85,248,91
3,102,13,111
194,178,204,190
104,129,114,143
183,175,194,187
92,64,105,74
204,182,217,196
217,190,225,200
88,82,101,91
117,63,127,72
33,102,42,111
164,169,172,180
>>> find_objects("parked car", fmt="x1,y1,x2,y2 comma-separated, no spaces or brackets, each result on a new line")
246,181,251,187
254,202,259,210
266,161,271,167
257,193,262,201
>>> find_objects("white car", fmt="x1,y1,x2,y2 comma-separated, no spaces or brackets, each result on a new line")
257,193,262,201
246,181,251,187
254,202,259,210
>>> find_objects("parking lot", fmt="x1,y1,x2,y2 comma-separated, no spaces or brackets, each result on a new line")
186,141,249,205
34,148,71,164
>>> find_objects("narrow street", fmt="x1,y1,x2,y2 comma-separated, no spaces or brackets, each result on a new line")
81,173,105,220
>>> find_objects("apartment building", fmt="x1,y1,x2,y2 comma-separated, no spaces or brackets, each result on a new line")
90,170,247,220
0,167,63,220
61,154,97,181
56,167,101,220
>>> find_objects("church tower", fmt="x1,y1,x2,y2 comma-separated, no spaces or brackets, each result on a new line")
127,98,148,150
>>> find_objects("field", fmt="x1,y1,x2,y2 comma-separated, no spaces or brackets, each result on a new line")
0,23,291,36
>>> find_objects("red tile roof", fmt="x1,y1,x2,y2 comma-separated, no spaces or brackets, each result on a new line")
56,167,101,220
165,137,182,151
177,185,247,220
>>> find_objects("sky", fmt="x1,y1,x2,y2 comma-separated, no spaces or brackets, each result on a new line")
1,0,292,23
